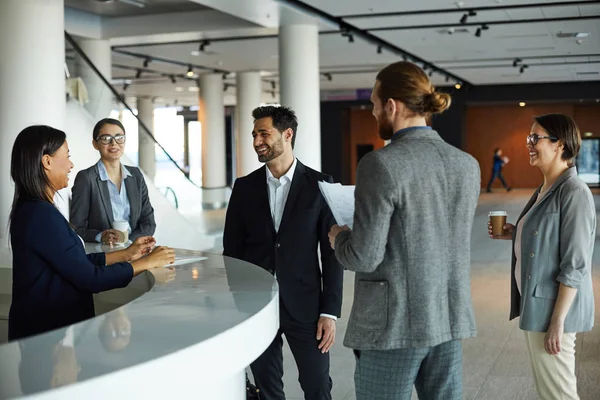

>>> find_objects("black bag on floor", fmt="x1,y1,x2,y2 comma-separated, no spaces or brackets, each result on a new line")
246,376,260,399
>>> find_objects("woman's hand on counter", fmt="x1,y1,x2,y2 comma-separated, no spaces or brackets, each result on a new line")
127,236,156,261
130,246,176,276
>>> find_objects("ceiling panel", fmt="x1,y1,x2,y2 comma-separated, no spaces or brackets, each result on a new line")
71,0,599,106
65,0,207,17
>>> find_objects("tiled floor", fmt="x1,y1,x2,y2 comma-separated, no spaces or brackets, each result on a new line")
241,189,600,400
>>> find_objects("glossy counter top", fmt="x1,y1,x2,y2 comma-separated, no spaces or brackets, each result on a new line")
0,248,279,399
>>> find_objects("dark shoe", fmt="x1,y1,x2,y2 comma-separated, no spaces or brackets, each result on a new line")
486,189,492,193
507,187,512,192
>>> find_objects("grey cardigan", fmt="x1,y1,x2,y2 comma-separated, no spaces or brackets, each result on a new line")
335,128,481,350
510,167,595,333
70,163,156,242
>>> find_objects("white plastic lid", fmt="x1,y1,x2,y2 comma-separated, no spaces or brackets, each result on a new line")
489,211,507,216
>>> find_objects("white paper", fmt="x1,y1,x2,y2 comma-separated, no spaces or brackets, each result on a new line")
169,256,208,267
318,181,356,229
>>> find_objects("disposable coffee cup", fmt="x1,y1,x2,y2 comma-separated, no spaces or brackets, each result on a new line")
111,220,129,244
489,211,507,236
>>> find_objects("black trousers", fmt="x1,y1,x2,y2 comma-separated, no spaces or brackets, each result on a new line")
250,301,332,400
487,169,509,190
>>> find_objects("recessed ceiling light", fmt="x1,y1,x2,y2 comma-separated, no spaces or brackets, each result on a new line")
576,32,590,38
455,83,462,89
584,132,593,137
188,86,199,92
519,102,526,107
191,50,201,56
175,87,184,92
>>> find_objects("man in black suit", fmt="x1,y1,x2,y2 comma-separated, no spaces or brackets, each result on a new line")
223,106,343,400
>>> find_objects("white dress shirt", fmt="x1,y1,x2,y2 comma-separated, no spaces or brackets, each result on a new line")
94,161,132,243
266,159,336,322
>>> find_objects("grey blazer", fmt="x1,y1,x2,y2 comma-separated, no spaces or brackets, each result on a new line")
70,163,156,242
510,167,595,333
335,128,481,350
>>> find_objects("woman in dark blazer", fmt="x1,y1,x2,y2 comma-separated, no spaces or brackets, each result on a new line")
8,125,175,341
70,118,155,244
489,114,594,399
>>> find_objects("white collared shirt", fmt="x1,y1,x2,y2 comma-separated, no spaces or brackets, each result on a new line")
95,160,133,243
265,159,336,321
266,158,297,232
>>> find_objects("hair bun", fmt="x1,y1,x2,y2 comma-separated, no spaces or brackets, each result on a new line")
425,92,451,114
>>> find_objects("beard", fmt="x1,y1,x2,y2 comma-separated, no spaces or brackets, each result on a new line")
377,115,394,140
256,138,285,163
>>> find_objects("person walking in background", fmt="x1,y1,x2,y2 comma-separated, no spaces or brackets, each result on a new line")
488,114,594,400
328,61,480,400
486,147,512,192
8,125,174,341
223,106,344,400
70,118,156,244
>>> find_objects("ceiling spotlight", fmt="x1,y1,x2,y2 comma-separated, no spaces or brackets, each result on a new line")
445,75,450,82
428,70,434,77
341,29,354,43
455,83,462,89
222,72,229,80
377,45,382,54
460,9,477,24
513,58,522,67
135,69,142,79
170,75,176,84
271,91,276,99
123,83,129,91
143,57,151,68
475,24,488,38
519,102,526,107
223,83,230,92
186,66,194,77
324,73,332,81
199,40,210,52
271,81,276,90
520,64,529,73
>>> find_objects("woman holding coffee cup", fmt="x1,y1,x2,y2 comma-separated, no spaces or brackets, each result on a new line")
8,125,175,341
488,114,595,399
70,118,156,245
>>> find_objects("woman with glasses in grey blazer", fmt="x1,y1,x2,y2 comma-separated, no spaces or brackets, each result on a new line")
489,114,595,400
70,118,156,245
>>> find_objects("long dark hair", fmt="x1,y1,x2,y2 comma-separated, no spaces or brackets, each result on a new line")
9,125,66,228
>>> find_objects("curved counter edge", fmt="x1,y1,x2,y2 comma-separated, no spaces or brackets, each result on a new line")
0,250,280,400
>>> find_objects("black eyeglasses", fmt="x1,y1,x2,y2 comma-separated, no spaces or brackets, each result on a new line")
526,133,558,145
96,134,126,145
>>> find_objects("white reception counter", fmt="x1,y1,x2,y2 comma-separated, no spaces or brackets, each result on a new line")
0,247,279,399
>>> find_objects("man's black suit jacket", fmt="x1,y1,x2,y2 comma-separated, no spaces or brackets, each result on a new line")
223,160,343,324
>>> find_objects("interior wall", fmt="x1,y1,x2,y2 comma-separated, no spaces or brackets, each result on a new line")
466,104,600,189
348,108,384,184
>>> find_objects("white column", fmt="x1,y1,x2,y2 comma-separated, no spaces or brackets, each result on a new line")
235,71,262,177
279,24,321,170
75,38,113,120
198,74,226,188
0,0,65,243
137,97,156,180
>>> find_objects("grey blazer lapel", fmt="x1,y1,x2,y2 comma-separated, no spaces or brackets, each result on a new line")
125,174,138,224
96,177,114,224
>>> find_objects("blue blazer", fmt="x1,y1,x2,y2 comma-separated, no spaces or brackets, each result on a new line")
9,200,133,341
